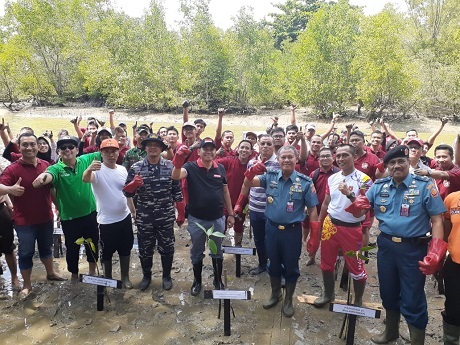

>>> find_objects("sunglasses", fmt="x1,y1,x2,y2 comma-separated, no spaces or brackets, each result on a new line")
59,144,75,151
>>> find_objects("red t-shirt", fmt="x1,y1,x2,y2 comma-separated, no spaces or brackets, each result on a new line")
297,153,319,177
354,150,380,181
215,137,236,157
215,156,247,205
368,146,385,161
435,165,460,200
0,159,53,226
116,146,129,165
310,166,340,213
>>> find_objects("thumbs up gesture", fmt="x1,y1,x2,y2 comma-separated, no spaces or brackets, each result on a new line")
9,177,25,196
88,157,102,171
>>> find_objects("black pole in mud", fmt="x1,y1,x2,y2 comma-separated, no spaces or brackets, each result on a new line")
97,285,105,311
222,246,256,277
224,299,231,336
235,255,241,277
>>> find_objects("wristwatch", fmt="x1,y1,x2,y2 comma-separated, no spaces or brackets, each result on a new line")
426,168,432,176
346,192,355,200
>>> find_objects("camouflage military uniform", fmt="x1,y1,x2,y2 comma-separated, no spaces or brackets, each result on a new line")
125,157,182,278
122,147,147,171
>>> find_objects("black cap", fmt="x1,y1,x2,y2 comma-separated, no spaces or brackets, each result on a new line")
57,136,79,148
141,133,167,151
383,145,409,165
136,125,150,134
200,137,216,149
385,139,397,151
194,118,207,127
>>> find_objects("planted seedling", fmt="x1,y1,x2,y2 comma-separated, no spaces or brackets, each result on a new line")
195,223,226,255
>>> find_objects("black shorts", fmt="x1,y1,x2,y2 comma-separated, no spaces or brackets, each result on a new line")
0,203,15,255
99,214,134,261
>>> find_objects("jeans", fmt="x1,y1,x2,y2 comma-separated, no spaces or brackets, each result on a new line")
15,221,53,270
187,215,225,264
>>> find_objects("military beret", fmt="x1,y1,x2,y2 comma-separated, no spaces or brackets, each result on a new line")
383,145,409,165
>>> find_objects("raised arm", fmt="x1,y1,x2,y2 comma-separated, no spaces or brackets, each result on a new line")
290,105,297,125
426,117,448,147
320,115,338,141
215,108,224,140
380,119,400,141
108,110,115,131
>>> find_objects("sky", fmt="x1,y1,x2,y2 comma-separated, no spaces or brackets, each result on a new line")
0,0,408,30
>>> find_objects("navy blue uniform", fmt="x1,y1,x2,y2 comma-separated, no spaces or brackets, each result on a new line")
367,173,446,329
259,169,318,283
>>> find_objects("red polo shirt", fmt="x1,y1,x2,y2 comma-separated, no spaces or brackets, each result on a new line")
310,166,340,213
354,150,380,181
0,159,53,226
435,165,460,200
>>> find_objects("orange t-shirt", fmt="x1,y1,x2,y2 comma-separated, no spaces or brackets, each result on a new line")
443,191,460,263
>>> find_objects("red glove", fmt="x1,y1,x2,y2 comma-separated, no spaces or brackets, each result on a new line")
419,237,448,275
244,159,267,180
345,195,371,218
306,221,322,255
234,194,249,217
172,146,191,169
376,161,385,173
123,175,143,194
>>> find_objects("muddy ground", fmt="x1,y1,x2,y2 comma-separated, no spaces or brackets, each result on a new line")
0,222,445,345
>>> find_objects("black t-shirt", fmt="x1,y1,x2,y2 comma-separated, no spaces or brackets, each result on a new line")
184,160,227,220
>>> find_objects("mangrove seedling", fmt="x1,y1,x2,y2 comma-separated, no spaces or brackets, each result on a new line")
75,237,100,276
195,222,226,255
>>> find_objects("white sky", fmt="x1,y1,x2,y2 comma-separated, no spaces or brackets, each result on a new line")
0,0,408,30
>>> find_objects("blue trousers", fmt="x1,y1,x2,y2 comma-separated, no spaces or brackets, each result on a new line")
249,210,267,267
265,221,302,283
377,234,428,329
15,221,53,270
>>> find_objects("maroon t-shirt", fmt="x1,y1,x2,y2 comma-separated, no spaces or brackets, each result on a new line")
310,167,340,213
0,159,53,226
297,153,319,177
435,165,460,200
354,150,380,181
215,156,247,205
215,137,236,157
368,146,386,161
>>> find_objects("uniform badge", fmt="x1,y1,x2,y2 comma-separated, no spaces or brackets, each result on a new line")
380,199,387,203
361,162,368,169
409,199,414,204
430,188,439,197
444,180,450,187
379,206,386,213
383,184,389,188
311,184,316,194
267,196,274,203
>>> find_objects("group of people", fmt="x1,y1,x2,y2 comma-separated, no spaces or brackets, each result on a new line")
0,103,459,345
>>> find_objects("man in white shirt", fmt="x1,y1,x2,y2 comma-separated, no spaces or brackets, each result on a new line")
82,138,135,288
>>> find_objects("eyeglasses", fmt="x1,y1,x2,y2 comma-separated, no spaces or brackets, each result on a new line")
319,155,333,159
59,144,75,151
408,146,421,151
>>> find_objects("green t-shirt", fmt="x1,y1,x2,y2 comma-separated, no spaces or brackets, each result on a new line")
47,152,101,221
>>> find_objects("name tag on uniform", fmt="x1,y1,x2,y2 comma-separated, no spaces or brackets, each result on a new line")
286,201,294,213
400,204,410,217
213,174,221,178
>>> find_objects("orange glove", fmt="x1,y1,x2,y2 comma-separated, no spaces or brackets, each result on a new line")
419,237,448,275
244,159,267,180
306,221,322,255
172,146,191,169
345,195,371,218
234,194,249,218
123,175,143,194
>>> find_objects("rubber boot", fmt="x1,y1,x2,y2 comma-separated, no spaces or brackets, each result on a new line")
234,232,243,247
119,256,133,289
314,271,335,308
138,257,152,291
443,320,460,345
102,260,112,279
408,324,425,345
263,276,282,309
190,260,203,296
283,282,297,317
161,255,174,291
353,279,366,307
212,258,225,290
371,310,400,344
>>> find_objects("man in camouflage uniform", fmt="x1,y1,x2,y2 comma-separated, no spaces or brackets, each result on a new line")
124,134,182,291
122,124,150,171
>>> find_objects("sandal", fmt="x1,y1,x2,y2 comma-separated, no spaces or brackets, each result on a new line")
46,274,67,281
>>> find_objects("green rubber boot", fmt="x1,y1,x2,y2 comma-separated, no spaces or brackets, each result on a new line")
313,270,335,308
263,276,282,309
443,320,460,345
371,309,400,344
408,324,425,345
282,282,296,317
353,279,366,307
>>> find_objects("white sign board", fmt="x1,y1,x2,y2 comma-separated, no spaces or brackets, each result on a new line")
80,274,120,288
210,290,251,300
222,246,255,255
330,303,381,318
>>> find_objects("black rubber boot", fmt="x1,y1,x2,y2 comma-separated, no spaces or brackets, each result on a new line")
408,324,425,345
371,309,400,344
212,258,225,290
353,279,366,307
283,282,297,317
443,320,460,345
190,260,203,296
263,276,282,309
119,256,133,289
138,257,152,291
102,260,112,279
314,270,335,308
161,255,174,291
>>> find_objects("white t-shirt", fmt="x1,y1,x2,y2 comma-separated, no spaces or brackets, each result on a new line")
327,169,372,223
92,164,130,224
